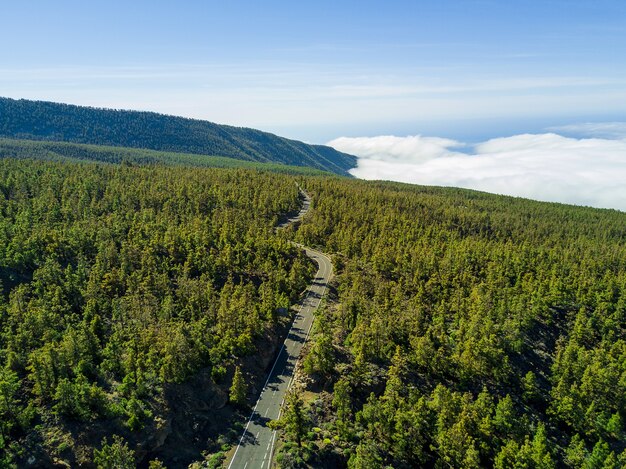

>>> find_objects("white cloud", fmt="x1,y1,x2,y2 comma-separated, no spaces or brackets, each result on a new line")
328,131,626,211
327,135,465,163
547,122,626,139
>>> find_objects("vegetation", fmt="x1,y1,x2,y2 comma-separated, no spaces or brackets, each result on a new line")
93,436,135,469
3,143,626,468
0,158,315,466
287,177,626,468
0,138,334,176
0,97,357,175
229,366,247,407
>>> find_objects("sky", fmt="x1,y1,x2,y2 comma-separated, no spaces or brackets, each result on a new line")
2,1,626,210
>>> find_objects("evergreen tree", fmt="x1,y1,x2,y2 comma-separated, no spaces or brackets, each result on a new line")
93,435,135,469
283,390,307,447
0,367,20,440
229,366,247,407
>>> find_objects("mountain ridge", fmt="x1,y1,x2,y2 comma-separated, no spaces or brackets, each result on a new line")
0,137,337,176
0,97,357,176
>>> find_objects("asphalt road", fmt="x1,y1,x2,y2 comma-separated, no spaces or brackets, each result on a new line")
277,188,311,229
227,190,331,469
227,248,331,469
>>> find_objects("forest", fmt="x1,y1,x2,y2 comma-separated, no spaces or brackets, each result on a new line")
0,98,356,176
0,138,331,176
2,152,626,468
278,177,626,468
0,158,316,466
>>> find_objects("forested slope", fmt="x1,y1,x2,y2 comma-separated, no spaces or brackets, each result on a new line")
0,138,332,176
285,178,626,468
0,159,316,467
0,97,357,175
3,150,625,468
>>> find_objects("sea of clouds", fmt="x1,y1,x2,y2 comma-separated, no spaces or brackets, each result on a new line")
328,124,626,211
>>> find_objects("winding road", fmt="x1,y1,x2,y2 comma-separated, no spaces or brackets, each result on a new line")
227,189,332,469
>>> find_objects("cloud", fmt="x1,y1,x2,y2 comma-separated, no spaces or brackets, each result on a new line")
327,135,465,163
328,131,626,211
547,122,626,139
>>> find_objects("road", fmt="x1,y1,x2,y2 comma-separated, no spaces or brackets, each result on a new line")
277,187,311,229
227,190,331,469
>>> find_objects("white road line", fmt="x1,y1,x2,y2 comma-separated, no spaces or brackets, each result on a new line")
228,237,332,468
267,429,279,469
228,298,310,467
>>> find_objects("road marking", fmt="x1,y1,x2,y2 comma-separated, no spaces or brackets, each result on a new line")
228,211,332,468
228,284,319,468
267,429,279,469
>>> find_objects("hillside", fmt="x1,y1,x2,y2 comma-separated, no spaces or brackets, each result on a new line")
0,159,316,467
282,178,626,468
0,138,333,176
0,97,357,176
2,155,626,468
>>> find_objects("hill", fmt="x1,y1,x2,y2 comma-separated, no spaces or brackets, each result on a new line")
0,158,317,467
0,97,357,176
281,177,626,468
0,138,334,176
2,154,626,467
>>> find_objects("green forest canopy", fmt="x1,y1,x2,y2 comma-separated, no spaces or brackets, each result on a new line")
0,138,333,176
287,176,626,468
1,153,626,468
0,97,357,176
0,159,315,466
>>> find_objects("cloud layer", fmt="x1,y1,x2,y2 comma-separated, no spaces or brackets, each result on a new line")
547,122,626,140
328,129,626,211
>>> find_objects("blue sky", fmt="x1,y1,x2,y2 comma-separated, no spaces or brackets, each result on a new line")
3,1,626,210
2,0,625,142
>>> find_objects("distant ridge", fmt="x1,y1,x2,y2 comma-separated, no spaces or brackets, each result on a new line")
0,97,357,176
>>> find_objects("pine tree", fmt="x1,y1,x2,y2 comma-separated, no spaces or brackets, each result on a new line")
93,435,135,469
522,371,540,403
283,390,307,447
229,366,247,406
0,367,20,439
532,424,555,469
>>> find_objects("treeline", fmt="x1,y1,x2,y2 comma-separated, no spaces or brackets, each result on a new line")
0,97,357,175
0,138,332,176
0,159,315,466
287,178,626,468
